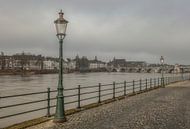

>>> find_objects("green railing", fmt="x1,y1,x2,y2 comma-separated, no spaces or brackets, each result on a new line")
0,75,189,126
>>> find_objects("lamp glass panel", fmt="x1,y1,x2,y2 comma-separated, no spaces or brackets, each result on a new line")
55,23,67,35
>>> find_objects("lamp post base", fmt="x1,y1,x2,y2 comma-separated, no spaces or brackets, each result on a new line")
54,94,66,123
53,117,67,123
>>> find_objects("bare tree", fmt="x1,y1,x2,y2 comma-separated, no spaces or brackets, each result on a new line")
1,52,5,70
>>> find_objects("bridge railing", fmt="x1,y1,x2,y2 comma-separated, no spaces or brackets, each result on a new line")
0,74,190,127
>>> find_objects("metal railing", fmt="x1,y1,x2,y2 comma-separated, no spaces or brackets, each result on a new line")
0,74,190,125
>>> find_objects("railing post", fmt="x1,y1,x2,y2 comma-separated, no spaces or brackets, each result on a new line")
162,77,165,88
154,78,156,88
46,87,50,117
166,77,168,85
150,78,152,89
161,77,163,87
158,78,160,87
133,80,135,94
113,82,116,99
146,79,147,90
140,79,142,91
124,81,126,96
98,83,101,103
169,77,170,84
168,77,170,84
77,85,81,109
172,76,173,83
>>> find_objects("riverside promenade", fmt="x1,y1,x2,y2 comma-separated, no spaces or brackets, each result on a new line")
27,81,190,129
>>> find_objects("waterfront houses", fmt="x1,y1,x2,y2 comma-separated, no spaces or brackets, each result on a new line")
1,52,190,74
12,53,44,70
89,56,107,70
43,57,59,70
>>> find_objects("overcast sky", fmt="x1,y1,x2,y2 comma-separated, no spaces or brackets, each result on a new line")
0,0,190,64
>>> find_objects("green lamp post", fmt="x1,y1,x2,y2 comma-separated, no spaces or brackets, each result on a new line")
160,56,165,87
54,10,68,122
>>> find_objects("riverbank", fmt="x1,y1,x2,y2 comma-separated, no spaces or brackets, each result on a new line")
0,70,59,76
0,68,109,76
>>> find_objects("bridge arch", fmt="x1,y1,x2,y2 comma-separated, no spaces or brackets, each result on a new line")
120,68,126,72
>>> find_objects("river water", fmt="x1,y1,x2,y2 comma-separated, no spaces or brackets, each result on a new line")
0,72,176,96
0,72,179,128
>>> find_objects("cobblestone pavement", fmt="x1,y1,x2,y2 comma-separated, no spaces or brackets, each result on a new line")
28,81,190,129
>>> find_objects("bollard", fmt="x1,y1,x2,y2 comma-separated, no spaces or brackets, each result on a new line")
140,79,142,91
98,83,101,103
150,78,152,88
77,85,81,109
46,88,50,117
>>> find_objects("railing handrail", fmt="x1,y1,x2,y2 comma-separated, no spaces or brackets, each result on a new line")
0,91,47,99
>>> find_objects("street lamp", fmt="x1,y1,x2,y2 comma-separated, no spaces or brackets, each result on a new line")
181,65,184,80
160,56,164,87
54,10,68,122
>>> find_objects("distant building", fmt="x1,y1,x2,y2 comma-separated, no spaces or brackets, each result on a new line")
67,58,76,71
89,56,107,70
79,56,89,72
174,64,181,73
11,53,44,70
71,55,90,72
108,58,126,68
43,57,59,70
126,61,147,68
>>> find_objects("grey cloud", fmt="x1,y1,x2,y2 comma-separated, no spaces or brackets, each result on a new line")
0,0,190,64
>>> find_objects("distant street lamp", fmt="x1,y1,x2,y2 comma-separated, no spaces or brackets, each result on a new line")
54,10,68,122
160,56,165,87
181,65,184,80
